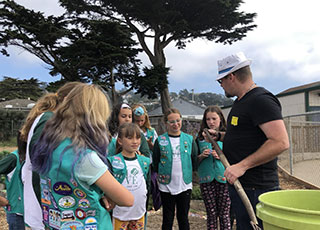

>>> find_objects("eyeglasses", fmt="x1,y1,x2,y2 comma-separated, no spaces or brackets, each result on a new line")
217,74,230,84
167,118,182,125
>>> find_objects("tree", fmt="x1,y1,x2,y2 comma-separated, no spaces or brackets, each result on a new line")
0,77,44,101
0,0,142,104
60,0,256,113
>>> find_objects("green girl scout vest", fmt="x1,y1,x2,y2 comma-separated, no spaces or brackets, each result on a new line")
157,132,193,185
197,139,226,184
5,150,24,214
107,153,150,184
146,128,155,142
107,137,117,157
40,138,112,230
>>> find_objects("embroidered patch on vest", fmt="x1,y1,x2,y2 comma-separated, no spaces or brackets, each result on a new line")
49,209,61,229
58,196,76,209
61,220,84,229
78,198,90,209
85,217,97,224
74,188,87,199
75,208,86,220
111,157,125,169
61,210,75,222
159,140,169,146
53,182,73,195
42,205,49,223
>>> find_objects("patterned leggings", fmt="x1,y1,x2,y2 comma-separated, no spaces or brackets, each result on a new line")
200,180,231,230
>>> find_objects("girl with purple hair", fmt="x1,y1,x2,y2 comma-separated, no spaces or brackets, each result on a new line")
31,84,133,229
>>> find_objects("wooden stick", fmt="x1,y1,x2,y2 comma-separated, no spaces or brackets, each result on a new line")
204,129,261,230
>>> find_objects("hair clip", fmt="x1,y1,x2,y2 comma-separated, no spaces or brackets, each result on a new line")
134,106,145,116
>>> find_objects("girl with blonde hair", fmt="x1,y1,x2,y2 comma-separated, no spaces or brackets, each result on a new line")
132,104,158,150
21,81,81,229
31,84,133,229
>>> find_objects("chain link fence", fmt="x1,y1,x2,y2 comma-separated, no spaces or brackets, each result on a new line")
0,120,25,142
278,111,320,188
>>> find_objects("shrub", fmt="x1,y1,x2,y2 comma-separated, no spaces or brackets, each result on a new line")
191,184,202,200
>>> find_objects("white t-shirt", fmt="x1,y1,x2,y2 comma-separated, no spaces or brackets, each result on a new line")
112,157,147,221
159,136,192,195
21,113,45,230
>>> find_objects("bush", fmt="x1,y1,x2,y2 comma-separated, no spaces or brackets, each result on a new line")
191,184,202,200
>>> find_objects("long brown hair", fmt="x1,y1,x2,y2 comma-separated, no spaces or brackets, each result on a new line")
116,123,141,154
198,105,226,140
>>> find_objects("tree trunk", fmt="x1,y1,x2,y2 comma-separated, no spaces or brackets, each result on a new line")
110,69,117,105
160,87,172,114
154,37,172,114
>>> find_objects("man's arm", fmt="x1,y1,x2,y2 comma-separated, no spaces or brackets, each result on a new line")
224,119,289,184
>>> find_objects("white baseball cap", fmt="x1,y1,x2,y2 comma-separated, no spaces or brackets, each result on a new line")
217,52,252,81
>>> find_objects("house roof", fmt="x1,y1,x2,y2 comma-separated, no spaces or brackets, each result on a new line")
0,98,35,108
277,81,320,97
149,98,205,116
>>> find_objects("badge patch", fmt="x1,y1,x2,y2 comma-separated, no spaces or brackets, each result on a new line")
42,205,49,223
49,209,61,229
231,116,238,126
159,140,169,146
85,224,97,230
75,208,86,220
78,199,90,209
85,217,97,224
58,196,76,209
61,221,84,230
86,210,96,217
41,188,51,205
61,210,75,222
74,188,87,199
111,158,125,169
53,182,73,195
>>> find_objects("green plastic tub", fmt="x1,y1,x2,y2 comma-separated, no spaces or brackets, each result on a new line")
256,190,320,230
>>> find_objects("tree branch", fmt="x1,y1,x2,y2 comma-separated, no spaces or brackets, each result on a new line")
124,16,155,64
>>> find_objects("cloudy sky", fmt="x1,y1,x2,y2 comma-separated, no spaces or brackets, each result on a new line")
1,0,319,96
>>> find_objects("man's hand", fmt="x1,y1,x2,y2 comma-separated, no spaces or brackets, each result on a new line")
224,163,247,184
202,129,221,142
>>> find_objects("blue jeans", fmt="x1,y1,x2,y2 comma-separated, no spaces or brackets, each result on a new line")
228,185,279,230
6,213,25,230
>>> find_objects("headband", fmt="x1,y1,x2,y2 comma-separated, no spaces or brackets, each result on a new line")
121,103,131,109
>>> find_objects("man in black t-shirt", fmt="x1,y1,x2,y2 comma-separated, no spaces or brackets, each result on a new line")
209,52,289,230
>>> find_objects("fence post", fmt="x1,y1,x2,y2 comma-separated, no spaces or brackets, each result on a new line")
11,120,14,137
288,117,294,175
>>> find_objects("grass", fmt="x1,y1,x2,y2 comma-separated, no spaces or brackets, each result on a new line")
0,137,17,147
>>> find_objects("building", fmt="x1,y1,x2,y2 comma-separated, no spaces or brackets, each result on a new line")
221,81,320,121
0,98,35,111
148,98,205,119
277,81,320,116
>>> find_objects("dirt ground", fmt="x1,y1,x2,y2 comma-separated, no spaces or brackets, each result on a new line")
0,146,309,229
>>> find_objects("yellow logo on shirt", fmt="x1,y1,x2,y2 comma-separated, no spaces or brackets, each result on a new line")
231,116,238,126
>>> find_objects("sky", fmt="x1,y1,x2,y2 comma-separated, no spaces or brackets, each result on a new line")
1,0,319,96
